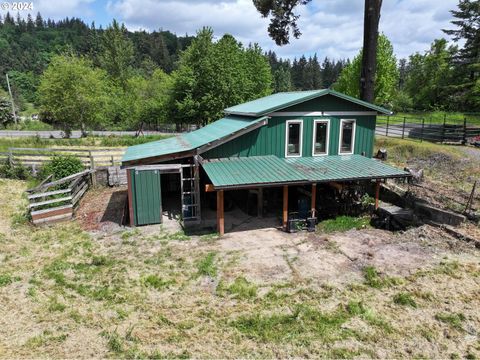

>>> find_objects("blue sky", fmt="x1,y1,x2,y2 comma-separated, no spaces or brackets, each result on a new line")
2,0,461,60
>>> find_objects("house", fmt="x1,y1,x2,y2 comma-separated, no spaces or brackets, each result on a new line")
121,89,409,235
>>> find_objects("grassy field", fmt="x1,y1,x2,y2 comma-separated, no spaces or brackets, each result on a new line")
0,177,479,358
377,111,480,126
0,135,170,152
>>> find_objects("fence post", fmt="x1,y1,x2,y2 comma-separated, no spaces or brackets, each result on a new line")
111,155,115,166
442,115,446,142
402,117,406,139
88,150,96,187
386,116,390,136
8,147,13,166
421,118,425,142
463,117,467,144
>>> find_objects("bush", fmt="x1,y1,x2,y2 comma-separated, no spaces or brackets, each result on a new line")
0,160,30,180
39,155,84,181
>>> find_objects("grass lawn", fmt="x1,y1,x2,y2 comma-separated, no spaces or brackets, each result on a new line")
0,179,479,358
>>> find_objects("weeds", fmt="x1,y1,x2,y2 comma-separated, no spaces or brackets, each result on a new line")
393,292,417,308
224,277,257,299
435,313,466,330
317,216,371,233
196,252,217,277
363,266,401,288
142,274,175,290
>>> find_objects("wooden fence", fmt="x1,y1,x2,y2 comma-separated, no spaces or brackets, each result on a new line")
27,170,93,225
376,116,480,143
0,147,126,170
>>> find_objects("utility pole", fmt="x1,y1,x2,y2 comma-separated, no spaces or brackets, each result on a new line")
5,73,17,125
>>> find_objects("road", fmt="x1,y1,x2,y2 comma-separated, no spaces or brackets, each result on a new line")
0,130,177,139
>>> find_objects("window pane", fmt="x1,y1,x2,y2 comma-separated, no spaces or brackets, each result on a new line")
340,121,354,153
314,122,327,154
287,123,301,156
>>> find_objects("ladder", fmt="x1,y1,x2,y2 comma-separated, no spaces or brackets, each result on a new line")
181,159,201,224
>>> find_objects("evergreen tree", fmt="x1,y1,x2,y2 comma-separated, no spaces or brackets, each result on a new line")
100,20,134,88
443,0,480,109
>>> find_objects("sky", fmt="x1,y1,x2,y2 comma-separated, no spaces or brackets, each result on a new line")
1,0,461,60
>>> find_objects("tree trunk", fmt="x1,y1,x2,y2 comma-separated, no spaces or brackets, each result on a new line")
360,0,382,103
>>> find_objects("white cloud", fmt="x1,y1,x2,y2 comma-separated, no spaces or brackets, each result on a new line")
1,0,461,61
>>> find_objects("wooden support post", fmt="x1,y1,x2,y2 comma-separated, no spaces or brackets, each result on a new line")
283,185,288,229
217,190,224,236
311,183,317,217
375,180,381,210
88,150,96,187
257,187,263,218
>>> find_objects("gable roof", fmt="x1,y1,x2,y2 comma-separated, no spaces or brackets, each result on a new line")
122,115,268,164
224,89,392,116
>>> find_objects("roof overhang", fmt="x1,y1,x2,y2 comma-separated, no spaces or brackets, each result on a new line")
202,155,410,190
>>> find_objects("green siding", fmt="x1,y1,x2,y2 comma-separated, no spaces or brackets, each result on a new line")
131,169,162,226
204,115,377,159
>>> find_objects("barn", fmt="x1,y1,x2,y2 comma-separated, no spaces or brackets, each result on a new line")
121,89,409,234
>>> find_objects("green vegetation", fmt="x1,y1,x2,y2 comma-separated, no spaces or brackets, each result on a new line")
0,135,170,152
38,154,84,181
196,252,217,277
142,275,175,290
224,277,258,299
435,313,466,330
0,273,14,286
335,34,399,105
393,292,417,308
317,215,370,233
363,266,401,289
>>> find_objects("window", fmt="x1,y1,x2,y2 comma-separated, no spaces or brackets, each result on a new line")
312,119,329,156
285,120,303,157
339,119,356,154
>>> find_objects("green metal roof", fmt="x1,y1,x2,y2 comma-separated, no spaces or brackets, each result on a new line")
224,89,392,116
122,115,267,163
202,155,409,189
285,155,409,182
201,155,306,188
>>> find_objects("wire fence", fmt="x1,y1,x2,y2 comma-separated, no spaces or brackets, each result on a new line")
376,115,480,144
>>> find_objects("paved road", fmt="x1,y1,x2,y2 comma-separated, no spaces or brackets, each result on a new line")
0,130,177,139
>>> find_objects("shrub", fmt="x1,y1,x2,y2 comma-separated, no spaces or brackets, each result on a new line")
0,160,30,180
39,155,84,181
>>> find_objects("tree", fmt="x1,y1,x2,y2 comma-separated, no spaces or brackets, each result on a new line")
100,20,134,88
122,69,173,130
171,28,272,126
0,97,13,127
403,39,457,110
38,54,110,134
334,34,398,106
443,0,480,110
253,0,311,45
254,0,383,102
360,0,382,102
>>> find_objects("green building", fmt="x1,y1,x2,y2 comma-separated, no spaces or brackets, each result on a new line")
122,89,409,234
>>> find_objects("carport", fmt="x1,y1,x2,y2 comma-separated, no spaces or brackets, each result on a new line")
201,154,410,235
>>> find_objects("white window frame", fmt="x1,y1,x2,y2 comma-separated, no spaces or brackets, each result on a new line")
312,119,330,156
285,119,303,158
338,119,356,155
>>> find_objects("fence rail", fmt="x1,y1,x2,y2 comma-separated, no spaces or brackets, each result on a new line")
0,147,126,169
27,169,93,225
376,116,480,144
